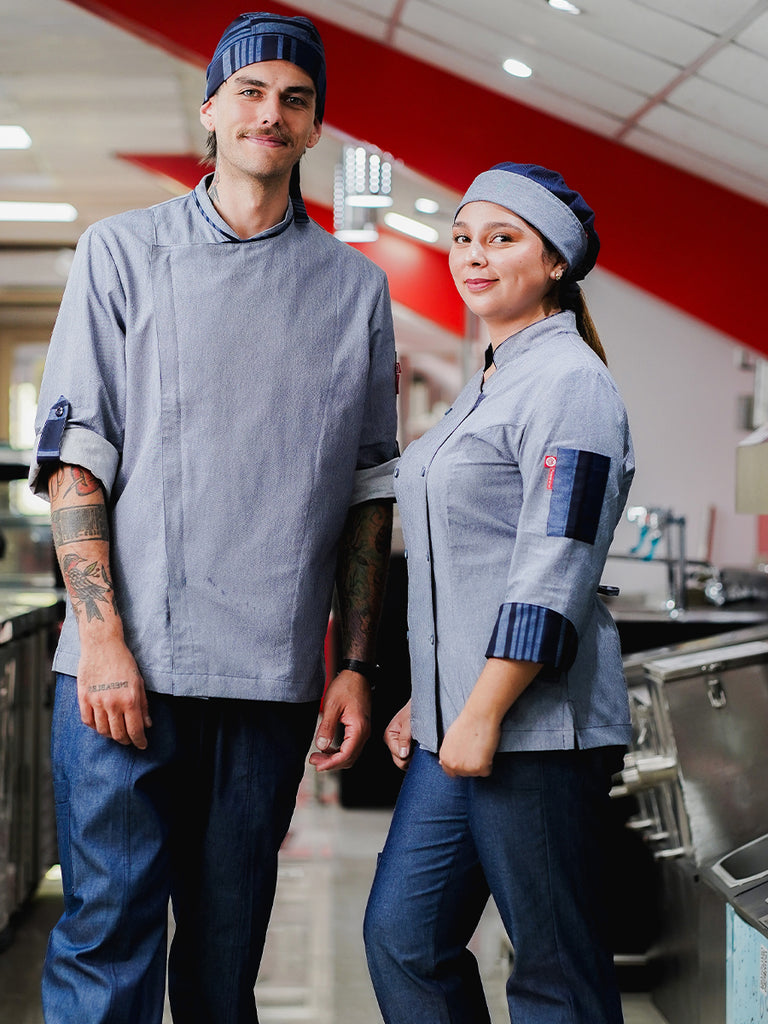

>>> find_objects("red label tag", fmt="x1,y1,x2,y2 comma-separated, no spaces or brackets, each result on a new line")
544,455,557,490
395,360,401,395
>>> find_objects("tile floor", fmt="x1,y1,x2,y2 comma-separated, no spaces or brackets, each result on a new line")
0,768,669,1024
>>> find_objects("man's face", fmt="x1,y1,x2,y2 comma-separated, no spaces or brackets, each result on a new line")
200,60,321,186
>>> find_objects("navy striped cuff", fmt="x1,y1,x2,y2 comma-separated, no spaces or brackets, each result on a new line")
486,602,577,669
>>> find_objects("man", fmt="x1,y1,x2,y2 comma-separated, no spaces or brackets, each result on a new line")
30,13,398,1023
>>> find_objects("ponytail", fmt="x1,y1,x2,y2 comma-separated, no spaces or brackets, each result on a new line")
542,235,607,366
565,286,607,366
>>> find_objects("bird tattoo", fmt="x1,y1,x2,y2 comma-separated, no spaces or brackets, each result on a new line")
61,553,113,622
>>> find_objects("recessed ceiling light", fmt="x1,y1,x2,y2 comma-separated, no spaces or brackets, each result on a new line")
414,198,440,215
0,201,78,223
548,0,581,13
0,125,32,149
502,58,533,79
384,212,439,244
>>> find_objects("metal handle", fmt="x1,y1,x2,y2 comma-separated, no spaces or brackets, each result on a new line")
707,677,727,709
617,755,678,793
654,847,686,860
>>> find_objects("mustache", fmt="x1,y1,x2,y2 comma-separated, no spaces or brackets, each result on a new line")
238,127,291,145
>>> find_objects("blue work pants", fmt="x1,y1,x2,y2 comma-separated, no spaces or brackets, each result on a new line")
364,744,625,1024
42,674,318,1024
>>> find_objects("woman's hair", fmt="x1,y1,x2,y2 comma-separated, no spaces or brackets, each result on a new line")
542,237,607,366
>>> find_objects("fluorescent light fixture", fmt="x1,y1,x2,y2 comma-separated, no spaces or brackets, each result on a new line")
384,212,439,244
0,201,78,223
548,0,581,12
503,58,533,79
335,228,379,243
414,197,440,215
345,194,393,208
0,125,32,149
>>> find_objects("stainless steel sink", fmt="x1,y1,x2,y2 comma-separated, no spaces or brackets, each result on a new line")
602,596,768,654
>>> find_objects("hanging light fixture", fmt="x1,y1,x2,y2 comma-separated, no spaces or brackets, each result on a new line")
334,144,393,242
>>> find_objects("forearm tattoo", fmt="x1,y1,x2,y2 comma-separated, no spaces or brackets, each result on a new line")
336,502,393,660
60,552,116,623
51,504,109,547
49,465,101,500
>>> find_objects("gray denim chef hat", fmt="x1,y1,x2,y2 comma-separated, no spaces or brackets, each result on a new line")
205,12,326,224
456,163,600,281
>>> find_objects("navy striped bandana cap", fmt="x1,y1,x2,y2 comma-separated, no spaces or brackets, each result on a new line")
456,163,600,282
204,12,326,224
205,13,326,117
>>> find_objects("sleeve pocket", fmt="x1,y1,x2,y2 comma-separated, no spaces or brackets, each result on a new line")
546,447,610,545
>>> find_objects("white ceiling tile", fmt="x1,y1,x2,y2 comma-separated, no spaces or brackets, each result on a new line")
631,0,759,35
429,0,715,65
638,103,768,181
624,125,768,207
404,0,678,93
737,10,768,57
667,76,768,149
7,74,186,108
698,43,768,104
563,0,715,64
276,0,394,40
393,27,639,122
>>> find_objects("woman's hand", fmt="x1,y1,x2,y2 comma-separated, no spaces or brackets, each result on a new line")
383,699,413,770
438,657,543,778
439,706,500,777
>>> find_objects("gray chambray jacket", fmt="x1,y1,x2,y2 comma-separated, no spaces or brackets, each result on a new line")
31,177,398,702
395,312,634,753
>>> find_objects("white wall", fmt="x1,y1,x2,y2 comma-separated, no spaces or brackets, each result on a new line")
583,267,757,598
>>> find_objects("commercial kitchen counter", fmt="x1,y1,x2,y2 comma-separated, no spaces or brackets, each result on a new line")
616,624,768,1024
0,590,62,949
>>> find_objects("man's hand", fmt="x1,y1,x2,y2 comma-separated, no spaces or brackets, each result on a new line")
383,699,413,770
309,669,372,772
77,635,151,749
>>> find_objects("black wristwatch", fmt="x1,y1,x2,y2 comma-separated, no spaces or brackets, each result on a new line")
338,658,378,687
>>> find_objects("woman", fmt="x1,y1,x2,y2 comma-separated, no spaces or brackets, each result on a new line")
364,163,634,1024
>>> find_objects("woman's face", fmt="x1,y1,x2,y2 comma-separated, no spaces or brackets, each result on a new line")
449,201,567,343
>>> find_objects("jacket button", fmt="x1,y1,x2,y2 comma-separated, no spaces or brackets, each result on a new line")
394,467,400,478
404,549,408,559
421,466,426,476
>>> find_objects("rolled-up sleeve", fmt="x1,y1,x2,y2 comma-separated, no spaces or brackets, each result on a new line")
29,224,126,500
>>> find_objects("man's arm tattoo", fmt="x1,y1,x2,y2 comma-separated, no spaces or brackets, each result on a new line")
336,502,392,660
60,552,116,623
51,504,109,548
49,465,102,501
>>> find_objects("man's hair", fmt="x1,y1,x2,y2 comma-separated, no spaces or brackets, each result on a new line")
202,131,217,166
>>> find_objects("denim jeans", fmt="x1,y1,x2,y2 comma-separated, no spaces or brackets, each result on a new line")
364,745,625,1024
42,674,318,1024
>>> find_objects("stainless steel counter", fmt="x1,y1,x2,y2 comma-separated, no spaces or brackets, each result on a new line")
615,624,768,1024
0,591,61,948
